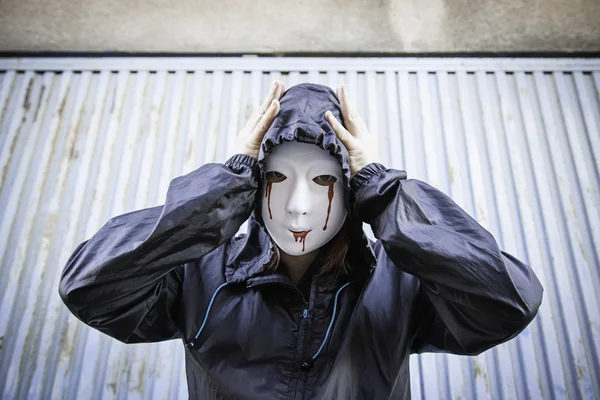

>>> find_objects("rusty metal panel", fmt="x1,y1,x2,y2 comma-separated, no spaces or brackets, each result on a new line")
0,58,598,399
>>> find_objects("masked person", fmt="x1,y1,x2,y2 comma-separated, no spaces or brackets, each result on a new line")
59,82,544,400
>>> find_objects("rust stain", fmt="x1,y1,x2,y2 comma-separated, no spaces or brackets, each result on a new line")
58,92,67,117
33,84,45,122
69,143,79,160
579,242,587,262
448,163,455,185
68,136,79,160
58,317,78,376
68,107,86,161
0,78,15,125
569,195,579,220
123,353,132,386
15,267,50,384
473,359,483,378
9,248,28,287
18,329,32,384
110,81,117,113
576,363,585,379
14,306,45,397
106,382,117,395
44,213,59,242
472,358,490,394
131,359,146,394
0,131,20,188
156,356,162,378
23,77,34,111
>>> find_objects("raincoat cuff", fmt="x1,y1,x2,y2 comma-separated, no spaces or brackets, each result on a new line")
225,154,259,177
350,163,388,192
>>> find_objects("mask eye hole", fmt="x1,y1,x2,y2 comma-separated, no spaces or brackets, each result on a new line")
266,171,287,183
313,175,337,186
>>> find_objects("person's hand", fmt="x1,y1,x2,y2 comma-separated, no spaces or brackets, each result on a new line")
325,84,381,177
234,80,286,160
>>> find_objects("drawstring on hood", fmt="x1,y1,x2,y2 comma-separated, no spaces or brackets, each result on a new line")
301,281,350,370
185,282,230,350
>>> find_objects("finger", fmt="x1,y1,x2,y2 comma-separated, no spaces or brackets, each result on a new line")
277,80,287,99
338,84,353,123
339,84,357,122
252,81,280,120
251,99,279,142
262,80,281,110
325,110,355,150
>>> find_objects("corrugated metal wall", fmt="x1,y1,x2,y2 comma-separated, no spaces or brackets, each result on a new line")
0,57,598,400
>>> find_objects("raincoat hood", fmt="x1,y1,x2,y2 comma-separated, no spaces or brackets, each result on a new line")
230,83,377,284
253,83,353,227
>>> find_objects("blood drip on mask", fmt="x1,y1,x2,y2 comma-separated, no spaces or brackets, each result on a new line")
265,180,274,219
323,183,334,230
292,231,311,252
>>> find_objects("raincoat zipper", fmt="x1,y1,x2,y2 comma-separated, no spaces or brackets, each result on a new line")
302,307,309,319
292,275,316,399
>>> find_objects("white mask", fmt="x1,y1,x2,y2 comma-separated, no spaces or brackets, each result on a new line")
261,141,348,256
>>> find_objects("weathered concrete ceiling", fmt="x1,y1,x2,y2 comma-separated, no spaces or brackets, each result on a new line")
0,0,599,53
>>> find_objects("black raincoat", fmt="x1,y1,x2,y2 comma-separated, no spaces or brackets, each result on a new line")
59,83,544,399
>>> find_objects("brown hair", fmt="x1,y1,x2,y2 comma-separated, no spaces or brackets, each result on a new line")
317,216,353,277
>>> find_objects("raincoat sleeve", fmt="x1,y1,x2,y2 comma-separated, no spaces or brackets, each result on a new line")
58,154,260,344
351,163,543,356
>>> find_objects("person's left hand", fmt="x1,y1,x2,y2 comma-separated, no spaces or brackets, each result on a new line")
325,84,381,177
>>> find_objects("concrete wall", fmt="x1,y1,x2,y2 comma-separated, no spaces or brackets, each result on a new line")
0,0,599,54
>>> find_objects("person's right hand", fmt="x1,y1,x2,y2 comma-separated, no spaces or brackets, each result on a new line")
234,80,286,160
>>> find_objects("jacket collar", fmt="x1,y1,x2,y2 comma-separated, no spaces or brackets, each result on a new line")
225,214,377,287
